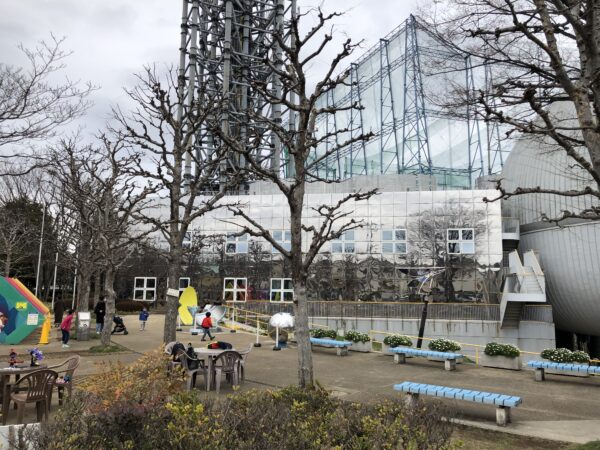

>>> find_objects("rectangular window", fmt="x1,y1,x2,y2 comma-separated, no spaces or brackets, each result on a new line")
270,278,294,302
133,277,157,302
178,277,190,294
272,230,292,253
223,277,247,302
331,230,355,254
381,229,407,254
225,233,248,254
447,228,475,254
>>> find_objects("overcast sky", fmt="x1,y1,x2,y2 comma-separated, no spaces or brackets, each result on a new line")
0,0,417,140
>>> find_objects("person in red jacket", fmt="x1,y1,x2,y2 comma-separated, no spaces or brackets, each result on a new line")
200,311,215,341
60,309,75,348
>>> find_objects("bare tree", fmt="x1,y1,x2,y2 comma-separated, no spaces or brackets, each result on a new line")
216,9,376,388
423,0,600,221
0,36,95,175
86,135,152,347
110,66,241,343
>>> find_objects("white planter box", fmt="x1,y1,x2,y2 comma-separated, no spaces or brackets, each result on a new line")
349,341,371,353
480,354,522,371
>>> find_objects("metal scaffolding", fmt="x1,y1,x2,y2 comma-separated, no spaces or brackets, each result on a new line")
178,4,506,190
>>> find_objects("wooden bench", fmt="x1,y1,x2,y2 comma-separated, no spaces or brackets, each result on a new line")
390,347,464,371
394,381,522,427
527,360,600,381
310,337,352,356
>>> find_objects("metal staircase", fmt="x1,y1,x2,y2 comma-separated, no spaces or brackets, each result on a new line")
500,250,546,328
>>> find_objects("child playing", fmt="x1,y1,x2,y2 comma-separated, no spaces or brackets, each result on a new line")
200,311,215,341
139,306,149,331
60,309,75,348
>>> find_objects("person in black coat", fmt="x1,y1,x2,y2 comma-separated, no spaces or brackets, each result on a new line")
94,297,106,333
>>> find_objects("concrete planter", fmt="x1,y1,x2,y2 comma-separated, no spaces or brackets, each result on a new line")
480,354,522,371
348,341,371,353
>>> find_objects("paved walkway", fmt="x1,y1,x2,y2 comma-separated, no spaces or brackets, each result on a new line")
10,314,600,444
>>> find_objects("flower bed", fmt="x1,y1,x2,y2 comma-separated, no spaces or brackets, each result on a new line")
311,328,337,339
428,339,461,353
480,343,521,370
345,331,371,352
382,335,413,355
540,348,590,377
541,348,590,364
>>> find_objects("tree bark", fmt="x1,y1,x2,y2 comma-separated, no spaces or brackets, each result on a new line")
100,264,115,347
293,277,314,388
163,247,183,343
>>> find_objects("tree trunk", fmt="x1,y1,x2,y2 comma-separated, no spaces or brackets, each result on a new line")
163,247,183,343
101,264,115,347
3,253,10,277
92,270,101,307
293,277,314,388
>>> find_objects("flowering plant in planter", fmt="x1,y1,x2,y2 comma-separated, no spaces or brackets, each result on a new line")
28,347,43,367
428,339,461,353
484,342,520,358
311,328,337,339
344,331,370,344
383,335,412,348
541,348,590,364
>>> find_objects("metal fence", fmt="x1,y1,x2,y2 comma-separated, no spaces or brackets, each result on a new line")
235,301,554,323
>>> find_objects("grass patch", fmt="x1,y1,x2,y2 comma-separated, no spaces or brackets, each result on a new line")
372,341,382,352
573,442,600,450
88,343,126,354
452,425,570,450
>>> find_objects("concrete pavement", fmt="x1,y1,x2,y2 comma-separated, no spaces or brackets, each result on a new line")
8,313,600,444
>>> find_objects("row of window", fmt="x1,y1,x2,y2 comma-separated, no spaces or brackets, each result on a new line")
219,228,475,255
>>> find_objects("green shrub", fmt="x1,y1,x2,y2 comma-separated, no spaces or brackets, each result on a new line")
311,328,337,339
484,342,520,358
116,300,145,312
541,348,590,363
383,335,412,348
428,338,461,353
25,384,456,450
344,330,370,343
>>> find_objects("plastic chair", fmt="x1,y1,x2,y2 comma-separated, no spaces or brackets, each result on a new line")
177,351,208,391
165,342,182,373
236,344,253,381
47,355,80,406
213,351,242,394
9,369,58,424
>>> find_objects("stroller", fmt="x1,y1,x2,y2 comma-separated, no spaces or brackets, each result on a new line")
111,316,129,335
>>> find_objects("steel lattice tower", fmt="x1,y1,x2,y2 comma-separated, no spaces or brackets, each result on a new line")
178,0,295,190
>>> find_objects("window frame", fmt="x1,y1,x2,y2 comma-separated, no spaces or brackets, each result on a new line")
331,230,356,254
133,277,157,302
447,228,475,255
225,233,248,254
223,277,247,302
270,278,294,303
272,230,292,253
381,228,407,254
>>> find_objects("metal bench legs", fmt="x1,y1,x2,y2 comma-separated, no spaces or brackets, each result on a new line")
444,359,457,371
496,406,511,426
394,353,406,364
534,368,545,381
336,347,349,356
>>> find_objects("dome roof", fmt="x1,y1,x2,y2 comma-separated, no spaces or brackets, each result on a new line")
501,101,600,336
502,101,597,224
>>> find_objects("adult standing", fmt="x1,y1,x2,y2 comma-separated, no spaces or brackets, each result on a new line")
94,297,106,333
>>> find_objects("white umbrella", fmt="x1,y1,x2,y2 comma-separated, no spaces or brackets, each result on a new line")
269,313,294,350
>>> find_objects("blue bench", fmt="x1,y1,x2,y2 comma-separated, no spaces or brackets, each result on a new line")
527,360,600,381
394,381,522,426
390,347,464,371
310,337,352,356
